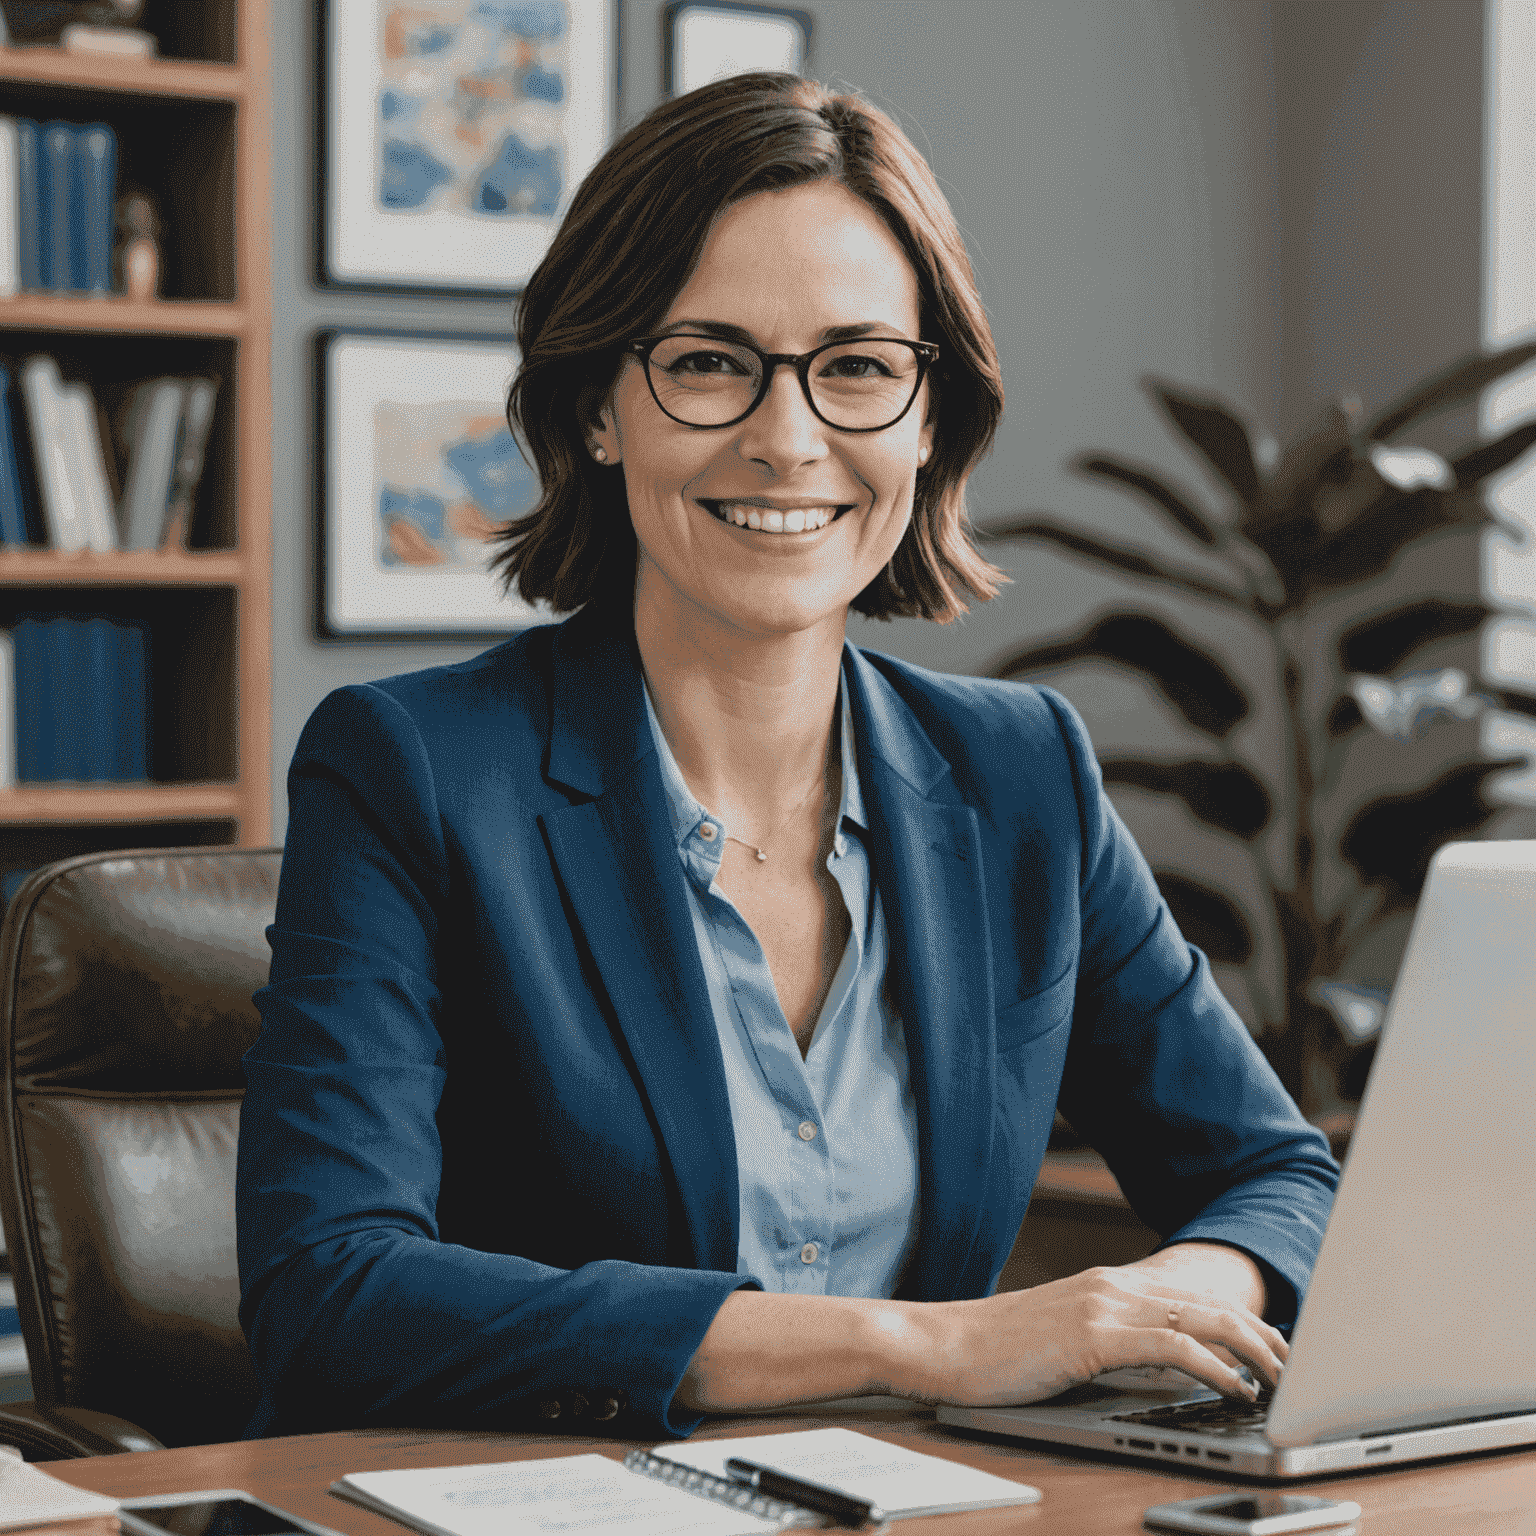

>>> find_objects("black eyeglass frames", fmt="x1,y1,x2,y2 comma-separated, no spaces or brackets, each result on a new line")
625,333,940,433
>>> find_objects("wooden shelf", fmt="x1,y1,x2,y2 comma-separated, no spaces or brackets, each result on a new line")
0,295,248,337
0,782,241,825
0,549,243,585
0,46,243,102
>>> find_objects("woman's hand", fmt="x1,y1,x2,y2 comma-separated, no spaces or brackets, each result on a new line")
892,1261,1288,1408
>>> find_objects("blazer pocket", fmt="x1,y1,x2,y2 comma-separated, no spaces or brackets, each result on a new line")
994,969,1075,1055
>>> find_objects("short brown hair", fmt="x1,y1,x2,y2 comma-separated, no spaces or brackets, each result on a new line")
494,72,1007,622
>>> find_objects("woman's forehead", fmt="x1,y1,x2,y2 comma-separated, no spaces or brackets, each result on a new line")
661,182,922,338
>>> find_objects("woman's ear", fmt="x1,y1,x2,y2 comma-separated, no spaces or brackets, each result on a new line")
575,381,621,466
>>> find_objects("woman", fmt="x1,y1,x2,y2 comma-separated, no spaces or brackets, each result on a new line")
237,73,1337,1439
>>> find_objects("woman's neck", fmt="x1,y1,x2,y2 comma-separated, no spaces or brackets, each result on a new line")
634,590,845,833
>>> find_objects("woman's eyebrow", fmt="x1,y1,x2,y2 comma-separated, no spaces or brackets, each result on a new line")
655,319,905,344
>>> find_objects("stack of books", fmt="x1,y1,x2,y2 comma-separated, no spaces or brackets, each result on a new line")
0,358,218,552
0,613,150,785
0,116,118,297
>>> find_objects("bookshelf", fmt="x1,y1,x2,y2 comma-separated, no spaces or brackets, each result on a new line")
0,4,272,875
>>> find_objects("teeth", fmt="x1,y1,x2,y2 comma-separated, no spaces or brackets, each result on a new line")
715,503,837,533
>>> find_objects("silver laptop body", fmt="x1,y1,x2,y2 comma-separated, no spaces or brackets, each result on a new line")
937,839,1536,1477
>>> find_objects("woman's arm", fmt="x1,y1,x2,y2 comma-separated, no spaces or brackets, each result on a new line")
676,1257,1286,1412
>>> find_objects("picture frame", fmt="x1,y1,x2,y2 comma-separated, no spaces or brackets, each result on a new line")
321,0,618,294
662,0,812,98
316,330,550,638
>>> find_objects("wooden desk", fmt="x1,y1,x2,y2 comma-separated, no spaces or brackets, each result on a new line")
40,1404,1536,1536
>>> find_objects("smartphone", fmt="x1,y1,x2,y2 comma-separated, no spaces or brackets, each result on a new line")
116,1490,348,1536
1143,1492,1362,1535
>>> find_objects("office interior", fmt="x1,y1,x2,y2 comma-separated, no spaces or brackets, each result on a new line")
0,0,1531,1479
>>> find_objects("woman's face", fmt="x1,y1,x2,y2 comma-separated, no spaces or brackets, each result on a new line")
590,179,934,644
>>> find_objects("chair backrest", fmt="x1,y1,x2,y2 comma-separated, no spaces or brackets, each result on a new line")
0,846,280,1449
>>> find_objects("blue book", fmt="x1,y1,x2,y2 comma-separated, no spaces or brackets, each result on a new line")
72,123,116,295
115,619,149,783
84,616,116,780
5,367,48,545
16,120,41,292
42,122,75,293
12,617,46,781
0,363,29,545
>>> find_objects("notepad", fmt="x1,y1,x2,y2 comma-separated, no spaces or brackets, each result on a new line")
330,1427,1040,1535
0,1446,121,1532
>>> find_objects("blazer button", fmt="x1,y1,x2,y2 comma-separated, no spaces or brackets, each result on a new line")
592,1394,622,1421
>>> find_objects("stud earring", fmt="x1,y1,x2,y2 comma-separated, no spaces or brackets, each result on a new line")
592,446,608,463
918,445,930,465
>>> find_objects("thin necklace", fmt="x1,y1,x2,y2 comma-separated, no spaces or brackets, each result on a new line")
724,776,825,863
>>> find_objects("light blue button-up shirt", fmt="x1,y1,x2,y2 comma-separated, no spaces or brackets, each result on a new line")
642,667,921,1297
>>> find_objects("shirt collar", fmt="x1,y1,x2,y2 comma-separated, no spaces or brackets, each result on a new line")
642,659,868,852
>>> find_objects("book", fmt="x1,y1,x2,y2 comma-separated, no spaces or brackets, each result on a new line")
83,616,117,781
0,117,18,298
114,618,149,782
118,378,187,550
11,617,45,781
42,121,73,293
20,355,87,551
62,24,159,59
0,363,33,546
0,630,13,788
48,616,87,782
72,122,116,295
162,377,219,547
60,381,118,552
15,120,40,292
329,1427,1041,1535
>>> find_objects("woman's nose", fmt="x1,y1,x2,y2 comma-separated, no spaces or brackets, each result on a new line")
734,364,829,472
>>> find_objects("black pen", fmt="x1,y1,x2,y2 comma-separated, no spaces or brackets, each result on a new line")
724,1457,885,1528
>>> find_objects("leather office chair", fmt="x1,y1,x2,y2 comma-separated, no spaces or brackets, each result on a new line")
0,846,280,1459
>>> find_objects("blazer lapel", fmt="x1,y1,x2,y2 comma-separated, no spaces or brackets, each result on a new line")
844,646,999,1303
537,609,741,1274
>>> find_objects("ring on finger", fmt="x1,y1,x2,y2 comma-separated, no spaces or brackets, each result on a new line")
1166,1305,1181,1331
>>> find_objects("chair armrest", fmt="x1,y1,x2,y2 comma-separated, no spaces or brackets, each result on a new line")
0,1400,165,1459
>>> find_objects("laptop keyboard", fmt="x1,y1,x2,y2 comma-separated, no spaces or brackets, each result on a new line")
1110,1389,1273,1437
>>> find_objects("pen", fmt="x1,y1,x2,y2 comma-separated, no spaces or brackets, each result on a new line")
724,1458,885,1529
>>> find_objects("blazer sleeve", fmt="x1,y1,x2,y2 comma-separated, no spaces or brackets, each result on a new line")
1039,688,1340,1326
236,684,754,1439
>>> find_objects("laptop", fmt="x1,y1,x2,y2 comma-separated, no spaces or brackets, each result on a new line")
937,839,1536,1478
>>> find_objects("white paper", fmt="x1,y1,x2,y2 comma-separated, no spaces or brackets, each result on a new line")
335,1453,779,1536
0,1447,119,1531
652,1427,1041,1519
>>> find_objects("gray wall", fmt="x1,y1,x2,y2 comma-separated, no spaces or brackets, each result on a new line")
267,0,1483,836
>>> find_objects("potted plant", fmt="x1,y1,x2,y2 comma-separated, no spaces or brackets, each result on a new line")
985,341,1536,1132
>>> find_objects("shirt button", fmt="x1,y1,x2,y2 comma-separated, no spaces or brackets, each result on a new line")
797,1120,817,1141
800,1241,819,1264
697,822,718,841
834,836,846,857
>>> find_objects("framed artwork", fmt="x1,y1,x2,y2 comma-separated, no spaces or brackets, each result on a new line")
317,330,550,637
323,0,618,293
663,0,812,98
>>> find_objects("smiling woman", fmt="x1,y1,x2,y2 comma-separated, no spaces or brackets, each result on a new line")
235,72,1338,1444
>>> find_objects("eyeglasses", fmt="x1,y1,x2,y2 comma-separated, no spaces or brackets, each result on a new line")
626,333,940,433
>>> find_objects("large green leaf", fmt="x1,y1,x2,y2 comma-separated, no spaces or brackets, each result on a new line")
1451,418,1536,489
1071,453,1222,547
1364,339,1536,442
992,614,1252,739
1339,759,1522,907
1143,376,1264,507
1337,599,1492,675
1309,488,1492,595
1100,757,1272,840
978,516,1250,609
1150,870,1254,965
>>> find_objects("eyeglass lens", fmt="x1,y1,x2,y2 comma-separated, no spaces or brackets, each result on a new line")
644,336,925,429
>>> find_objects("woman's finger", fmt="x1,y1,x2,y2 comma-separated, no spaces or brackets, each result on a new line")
1159,1297,1285,1390
1125,1326,1262,1400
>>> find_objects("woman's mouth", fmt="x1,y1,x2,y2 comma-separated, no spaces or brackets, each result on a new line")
698,500,852,533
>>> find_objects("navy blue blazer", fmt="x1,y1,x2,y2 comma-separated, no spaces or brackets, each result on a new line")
236,602,1338,1440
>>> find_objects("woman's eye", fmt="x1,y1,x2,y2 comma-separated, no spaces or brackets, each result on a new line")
820,354,892,378
670,350,746,376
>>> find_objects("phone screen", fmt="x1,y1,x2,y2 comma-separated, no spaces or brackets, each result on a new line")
123,1500,313,1536
1197,1496,1334,1522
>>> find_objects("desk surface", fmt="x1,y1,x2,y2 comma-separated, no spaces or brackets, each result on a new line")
41,1403,1536,1536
